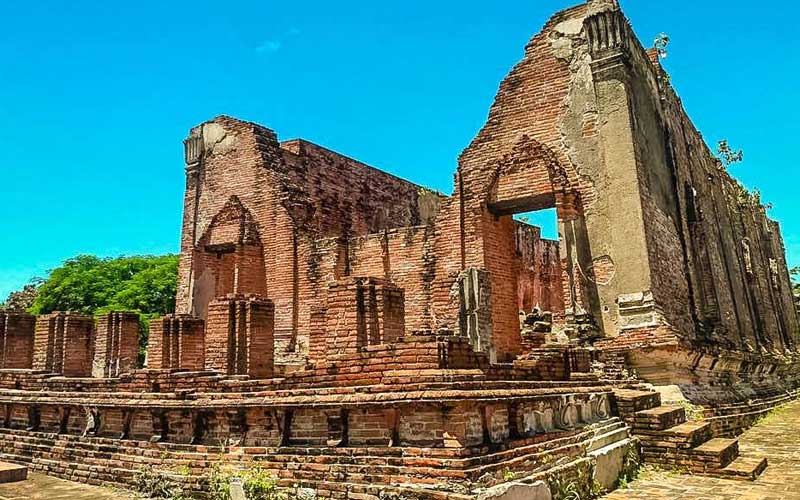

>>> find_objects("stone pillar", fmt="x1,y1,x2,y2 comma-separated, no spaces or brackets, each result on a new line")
0,311,35,369
33,312,94,377
457,268,493,356
325,277,405,357
148,315,205,371
205,294,274,378
584,8,659,334
93,312,140,377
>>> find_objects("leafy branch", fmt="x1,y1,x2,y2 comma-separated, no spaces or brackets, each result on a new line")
654,33,670,59
717,140,743,167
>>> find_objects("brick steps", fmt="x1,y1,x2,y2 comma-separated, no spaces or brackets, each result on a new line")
637,420,712,449
0,418,629,484
0,418,633,497
633,406,686,431
690,438,739,468
613,389,661,422
613,389,768,481
0,419,625,473
0,420,625,466
706,456,768,481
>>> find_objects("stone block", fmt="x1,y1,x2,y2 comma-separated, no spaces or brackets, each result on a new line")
477,481,551,500
0,461,27,483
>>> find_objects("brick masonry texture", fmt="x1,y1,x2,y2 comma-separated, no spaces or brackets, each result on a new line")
603,399,800,499
0,312,35,370
93,312,139,378
1,0,799,498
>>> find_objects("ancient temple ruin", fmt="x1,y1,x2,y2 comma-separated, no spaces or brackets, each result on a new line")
1,1,798,498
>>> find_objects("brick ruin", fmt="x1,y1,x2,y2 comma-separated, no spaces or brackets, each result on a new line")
1,1,799,498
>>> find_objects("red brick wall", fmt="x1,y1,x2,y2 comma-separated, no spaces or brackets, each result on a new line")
514,223,563,316
205,295,274,378
33,313,94,377
148,316,205,371
0,312,35,369
93,312,139,377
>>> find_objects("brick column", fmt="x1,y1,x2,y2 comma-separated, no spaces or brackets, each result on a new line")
308,306,327,363
93,312,140,377
33,312,94,377
0,312,35,369
205,295,274,378
325,277,405,357
148,315,205,371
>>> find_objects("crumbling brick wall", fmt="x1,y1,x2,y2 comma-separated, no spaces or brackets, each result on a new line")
177,117,439,360
205,295,274,378
148,315,205,371
33,313,94,377
93,312,139,377
0,312,35,369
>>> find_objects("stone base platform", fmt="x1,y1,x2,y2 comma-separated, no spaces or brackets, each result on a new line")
0,461,27,483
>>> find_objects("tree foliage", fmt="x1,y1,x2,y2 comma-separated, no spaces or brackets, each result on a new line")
654,33,670,59
29,254,178,316
717,140,744,167
1,280,42,311
792,267,800,315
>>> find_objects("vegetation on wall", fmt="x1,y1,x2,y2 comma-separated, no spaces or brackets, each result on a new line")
792,267,800,316
1,254,179,363
717,140,744,167
654,33,670,59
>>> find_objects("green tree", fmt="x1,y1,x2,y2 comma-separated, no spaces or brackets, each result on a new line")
29,254,178,316
791,267,800,316
27,254,179,364
1,280,42,311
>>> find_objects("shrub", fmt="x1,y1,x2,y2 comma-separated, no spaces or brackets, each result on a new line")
206,464,284,500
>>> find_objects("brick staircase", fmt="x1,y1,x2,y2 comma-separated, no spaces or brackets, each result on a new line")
614,389,768,481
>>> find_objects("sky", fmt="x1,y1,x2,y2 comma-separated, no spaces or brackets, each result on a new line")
1,0,798,299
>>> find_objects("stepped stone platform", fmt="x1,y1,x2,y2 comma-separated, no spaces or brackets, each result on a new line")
613,389,769,481
603,398,800,499
0,340,629,498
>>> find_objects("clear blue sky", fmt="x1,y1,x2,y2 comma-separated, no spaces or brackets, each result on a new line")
1,0,798,299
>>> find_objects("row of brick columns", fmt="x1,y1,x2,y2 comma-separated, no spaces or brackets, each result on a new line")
0,294,277,378
1,310,137,377
0,278,406,378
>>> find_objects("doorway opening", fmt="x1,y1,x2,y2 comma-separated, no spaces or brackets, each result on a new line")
511,208,563,318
